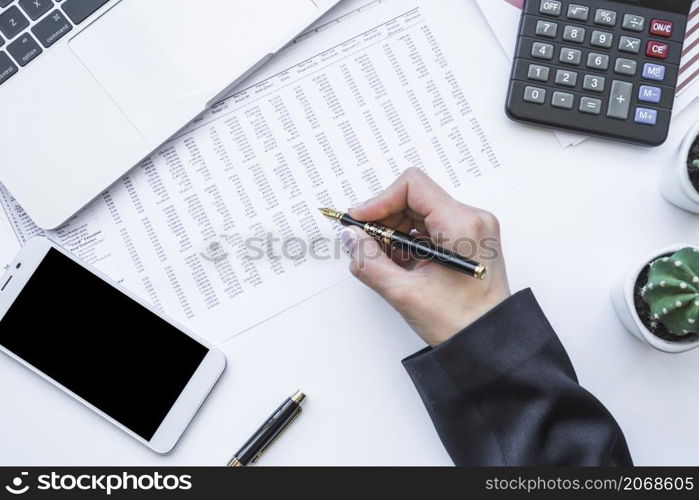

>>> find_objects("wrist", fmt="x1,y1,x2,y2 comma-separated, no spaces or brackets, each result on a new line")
427,292,511,347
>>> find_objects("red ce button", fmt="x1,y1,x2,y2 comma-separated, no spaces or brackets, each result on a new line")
646,40,669,59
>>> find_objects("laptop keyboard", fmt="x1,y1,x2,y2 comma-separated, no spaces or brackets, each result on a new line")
0,0,111,85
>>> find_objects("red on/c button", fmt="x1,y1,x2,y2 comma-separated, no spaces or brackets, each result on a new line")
647,40,669,59
650,19,673,38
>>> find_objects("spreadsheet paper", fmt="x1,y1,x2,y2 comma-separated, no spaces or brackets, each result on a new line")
0,0,511,344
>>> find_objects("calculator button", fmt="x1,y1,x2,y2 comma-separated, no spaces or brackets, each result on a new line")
594,9,617,27
559,47,582,65
634,108,658,125
614,58,637,76
563,25,586,43
643,62,666,81
532,42,554,60
639,85,662,103
646,41,669,59
551,91,574,109
555,69,578,87
524,86,547,104
536,20,558,38
622,14,645,32
539,0,561,17
528,64,550,82
650,19,673,38
587,52,609,71
619,36,641,54
583,74,606,92
590,30,613,48
567,4,589,22
607,80,633,120
580,97,602,115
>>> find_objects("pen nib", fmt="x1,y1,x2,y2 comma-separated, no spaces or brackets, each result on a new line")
318,207,343,221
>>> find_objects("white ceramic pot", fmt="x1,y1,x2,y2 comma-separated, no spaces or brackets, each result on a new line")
661,120,699,214
611,244,699,354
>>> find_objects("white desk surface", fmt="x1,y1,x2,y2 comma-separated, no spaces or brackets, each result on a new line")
2,0,699,466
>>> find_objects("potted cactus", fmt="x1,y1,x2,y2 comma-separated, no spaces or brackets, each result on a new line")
660,120,699,214
612,245,699,353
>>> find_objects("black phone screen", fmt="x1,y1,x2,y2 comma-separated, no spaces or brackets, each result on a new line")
0,248,209,440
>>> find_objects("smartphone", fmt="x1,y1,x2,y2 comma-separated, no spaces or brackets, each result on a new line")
0,238,226,454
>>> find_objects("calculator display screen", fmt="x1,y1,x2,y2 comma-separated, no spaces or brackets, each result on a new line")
0,248,209,441
609,0,692,15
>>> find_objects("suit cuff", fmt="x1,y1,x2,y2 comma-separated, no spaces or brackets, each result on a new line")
402,288,572,392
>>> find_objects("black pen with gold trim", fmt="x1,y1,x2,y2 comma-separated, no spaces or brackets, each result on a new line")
320,208,487,280
227,391,306,467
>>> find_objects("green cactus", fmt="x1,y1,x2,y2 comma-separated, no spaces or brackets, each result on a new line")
643,247,699,337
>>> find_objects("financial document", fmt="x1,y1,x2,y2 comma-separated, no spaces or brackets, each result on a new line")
0,0,511,344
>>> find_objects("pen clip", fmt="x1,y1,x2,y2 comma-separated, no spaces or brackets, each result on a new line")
251,407,302,464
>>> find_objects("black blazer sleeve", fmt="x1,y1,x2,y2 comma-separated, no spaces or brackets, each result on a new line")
402,288,632,466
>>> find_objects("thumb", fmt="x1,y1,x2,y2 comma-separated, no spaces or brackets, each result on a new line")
341,226,406,296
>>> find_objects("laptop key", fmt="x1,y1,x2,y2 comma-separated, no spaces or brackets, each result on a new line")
0,0,14,7
0,6,30,40
19,0,54,21
62,0,109,24
0,51,18,86
32,9,72,47
7,32,42,66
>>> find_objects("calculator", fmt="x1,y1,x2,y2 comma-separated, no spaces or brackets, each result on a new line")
506,0,692,146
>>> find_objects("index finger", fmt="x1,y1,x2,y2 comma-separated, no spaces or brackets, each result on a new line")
349,168,455,223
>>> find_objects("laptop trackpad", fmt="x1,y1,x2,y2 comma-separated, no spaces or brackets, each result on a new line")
69,0,317,141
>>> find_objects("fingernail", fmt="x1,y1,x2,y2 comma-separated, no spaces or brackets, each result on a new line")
340,228,359,257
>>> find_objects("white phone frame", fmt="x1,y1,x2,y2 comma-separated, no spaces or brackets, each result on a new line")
0,237,226,454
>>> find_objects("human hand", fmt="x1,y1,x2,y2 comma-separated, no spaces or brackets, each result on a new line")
342,168,511,347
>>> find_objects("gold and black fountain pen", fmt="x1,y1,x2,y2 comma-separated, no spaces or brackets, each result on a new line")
227,391,306,467
319,208,487,280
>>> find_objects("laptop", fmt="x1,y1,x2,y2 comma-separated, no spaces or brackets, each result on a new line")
0,0,339,229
